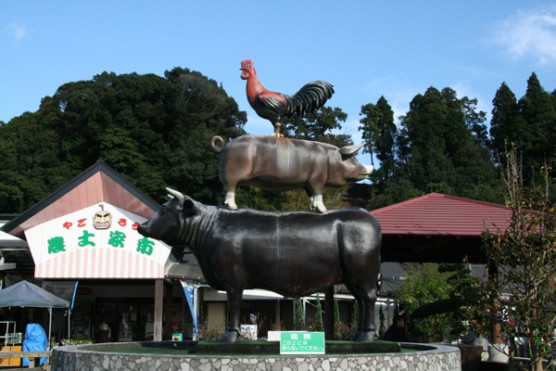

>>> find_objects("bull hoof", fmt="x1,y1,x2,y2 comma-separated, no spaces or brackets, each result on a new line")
352,331,376,342
220,330,240,343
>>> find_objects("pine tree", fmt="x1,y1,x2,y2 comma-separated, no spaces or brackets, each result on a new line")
518,72,556,183
397,87,499,201
490,82,525,166
359,96,397,186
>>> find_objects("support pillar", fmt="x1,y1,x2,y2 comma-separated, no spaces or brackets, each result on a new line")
275,299,281,330
164,280,174,339
154,279,163,341
487,262,501,344
324,287,335,340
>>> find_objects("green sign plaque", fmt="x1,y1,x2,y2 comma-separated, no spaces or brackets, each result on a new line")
280,331,325,354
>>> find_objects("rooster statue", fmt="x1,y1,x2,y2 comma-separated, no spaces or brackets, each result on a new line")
240,59,334,136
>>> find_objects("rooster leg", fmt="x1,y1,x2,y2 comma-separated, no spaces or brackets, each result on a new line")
271,121,284,137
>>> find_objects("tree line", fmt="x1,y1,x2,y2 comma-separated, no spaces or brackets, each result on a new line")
359,72,556,209
0,68,554,213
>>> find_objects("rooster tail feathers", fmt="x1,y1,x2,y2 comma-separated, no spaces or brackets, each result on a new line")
286,81,334,115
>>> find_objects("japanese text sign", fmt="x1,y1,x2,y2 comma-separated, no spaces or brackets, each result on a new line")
25,203,171,279
280,331,325,354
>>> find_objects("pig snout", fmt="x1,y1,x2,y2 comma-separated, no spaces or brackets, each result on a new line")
350,163,373,180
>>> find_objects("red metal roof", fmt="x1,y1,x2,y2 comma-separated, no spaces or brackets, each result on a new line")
3,161,160,239
371,192,511,237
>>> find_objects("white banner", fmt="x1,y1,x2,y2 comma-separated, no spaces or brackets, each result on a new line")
25,203,171,279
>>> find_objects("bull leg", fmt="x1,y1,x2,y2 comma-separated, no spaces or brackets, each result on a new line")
348,284,378,342
220,289,243,342
357,287,377,342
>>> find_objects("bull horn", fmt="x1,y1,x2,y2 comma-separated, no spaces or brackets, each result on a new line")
340,142,365,156
166,187,185,201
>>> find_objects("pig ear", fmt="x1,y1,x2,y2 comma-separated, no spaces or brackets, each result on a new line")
340,143,365,157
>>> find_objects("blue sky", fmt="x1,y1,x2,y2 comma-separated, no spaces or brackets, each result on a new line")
2,1,556,152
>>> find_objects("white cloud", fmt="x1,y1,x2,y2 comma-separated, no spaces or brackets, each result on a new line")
6,22,29,43
492,5,556,65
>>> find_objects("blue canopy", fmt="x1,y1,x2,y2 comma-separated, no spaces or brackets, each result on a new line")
0,280,69,349
0,280,69,308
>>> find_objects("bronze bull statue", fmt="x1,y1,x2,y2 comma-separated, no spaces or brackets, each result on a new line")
138,188,382,342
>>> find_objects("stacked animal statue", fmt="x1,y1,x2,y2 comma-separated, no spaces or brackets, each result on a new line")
138,188,382,343
211,135,373,213
138,61,382,343
240,59,334,136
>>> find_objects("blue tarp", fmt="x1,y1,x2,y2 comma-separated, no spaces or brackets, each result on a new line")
22,323,48,366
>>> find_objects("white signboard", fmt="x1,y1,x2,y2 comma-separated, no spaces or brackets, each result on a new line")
25,203,171,279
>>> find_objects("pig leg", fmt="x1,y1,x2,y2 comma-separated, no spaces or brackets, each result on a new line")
224,191,238,209
309,194,327,213
307,180,327,213
222,180,238,209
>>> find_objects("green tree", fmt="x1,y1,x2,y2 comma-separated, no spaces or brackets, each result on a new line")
397,87,500,202
518,72,556,184
365,178,422,211
436,262,480,334
398,87,454,193
281,106,352,147
0,68,247,212
359,96,397,186
403,263,479,342
0,113,74,211
476,148,555,370
490,82,526,166
396,263,453,341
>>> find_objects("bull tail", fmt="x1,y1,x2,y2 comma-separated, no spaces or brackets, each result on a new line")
211,136,226,153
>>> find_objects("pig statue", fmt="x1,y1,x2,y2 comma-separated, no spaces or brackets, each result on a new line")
211,135,373,213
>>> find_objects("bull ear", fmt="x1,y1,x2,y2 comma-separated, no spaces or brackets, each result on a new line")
182,196,201,216
340,143,365,157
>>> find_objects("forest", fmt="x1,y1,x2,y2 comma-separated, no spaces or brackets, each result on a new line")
0,67,555,213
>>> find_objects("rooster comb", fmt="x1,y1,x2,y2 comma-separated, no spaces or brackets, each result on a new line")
241,59,254,68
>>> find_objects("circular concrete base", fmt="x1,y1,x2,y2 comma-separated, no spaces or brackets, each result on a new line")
51,341,461,371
